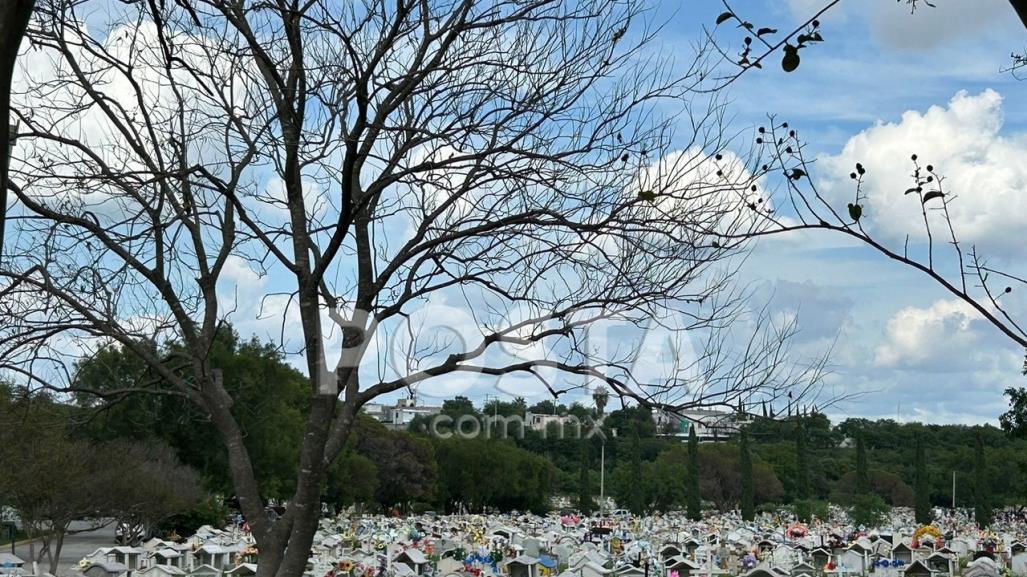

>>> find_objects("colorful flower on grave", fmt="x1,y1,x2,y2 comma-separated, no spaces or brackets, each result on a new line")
914,526,943,543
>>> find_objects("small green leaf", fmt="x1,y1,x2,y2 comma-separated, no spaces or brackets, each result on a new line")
638,190,657,202
922,190,945,203
790,168,806,180
904,187,920,195
757,27,778,36
716,11,734,24
848,203,863,222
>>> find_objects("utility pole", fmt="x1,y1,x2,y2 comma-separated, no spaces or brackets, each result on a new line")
952,470,956,509
600,440,605,515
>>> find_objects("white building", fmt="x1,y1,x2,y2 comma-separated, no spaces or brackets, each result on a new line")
653,409,751,442
364,397,443,430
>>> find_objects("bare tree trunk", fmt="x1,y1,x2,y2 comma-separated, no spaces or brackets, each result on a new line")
1011,0,1027,29
0,0,34,257
49,529,66,576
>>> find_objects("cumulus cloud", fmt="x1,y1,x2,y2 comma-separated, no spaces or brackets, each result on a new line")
873,298,1017,372
820,89,1027,257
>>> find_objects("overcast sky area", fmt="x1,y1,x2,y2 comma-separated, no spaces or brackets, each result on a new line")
640,0,1027,425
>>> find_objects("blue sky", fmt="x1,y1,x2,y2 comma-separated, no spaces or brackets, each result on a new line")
632,0,1027,424
15,0,1026,425
302,0,1027,424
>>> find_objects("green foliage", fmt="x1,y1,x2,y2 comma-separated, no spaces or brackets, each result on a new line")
72,327,309,498
434,437,553,514
687,426,701,520
855,435,870,495
325,450,379,509
914,432,932,524
974,430,993,527
578,438,594,513
740,430,754,521
849,493,890,528
1000,387,1027,437
795,422,811,500
831,469,914,506
353,416,437,509
626,428,647,515
792,499,829,522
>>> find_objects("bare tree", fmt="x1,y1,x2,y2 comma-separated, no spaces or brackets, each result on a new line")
0,0,36,258
694,1,1027,353
1,2,830,577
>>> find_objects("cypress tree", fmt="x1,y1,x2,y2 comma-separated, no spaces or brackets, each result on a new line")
687,425,701,520
740,429,754,521
914,432,932,524
627,424,646,515
578,437,592,513
974,430,992,527
855,435,870,496
796,421,811,500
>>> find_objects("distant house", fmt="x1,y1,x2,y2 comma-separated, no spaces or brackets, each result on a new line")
371,397,443,430
652,410,749,442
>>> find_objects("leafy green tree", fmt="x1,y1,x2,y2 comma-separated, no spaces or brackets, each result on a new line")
353,417,436,510
974,430,992,527
792,499,829,522
687,425,701,520
740,430,754,521
1000,386,1027,437
627,427,647,515
529,399,560,415
796,421,811,501
325,450,379,510
0,387,201,573
578,438,594,513
855,435,870,496
914,432,932,524
849,493,890,529
434,438,553,514
605,406,657,438
71,328,309,498
647,459,686,512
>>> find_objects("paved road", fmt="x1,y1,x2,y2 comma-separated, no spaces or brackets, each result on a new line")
9,522,116,576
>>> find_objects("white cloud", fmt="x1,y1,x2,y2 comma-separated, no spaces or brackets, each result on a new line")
873,298,1010,371
820,89,1027,257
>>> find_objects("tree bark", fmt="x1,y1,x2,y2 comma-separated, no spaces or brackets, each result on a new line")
0,0,34,258
1010,0,1027,29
